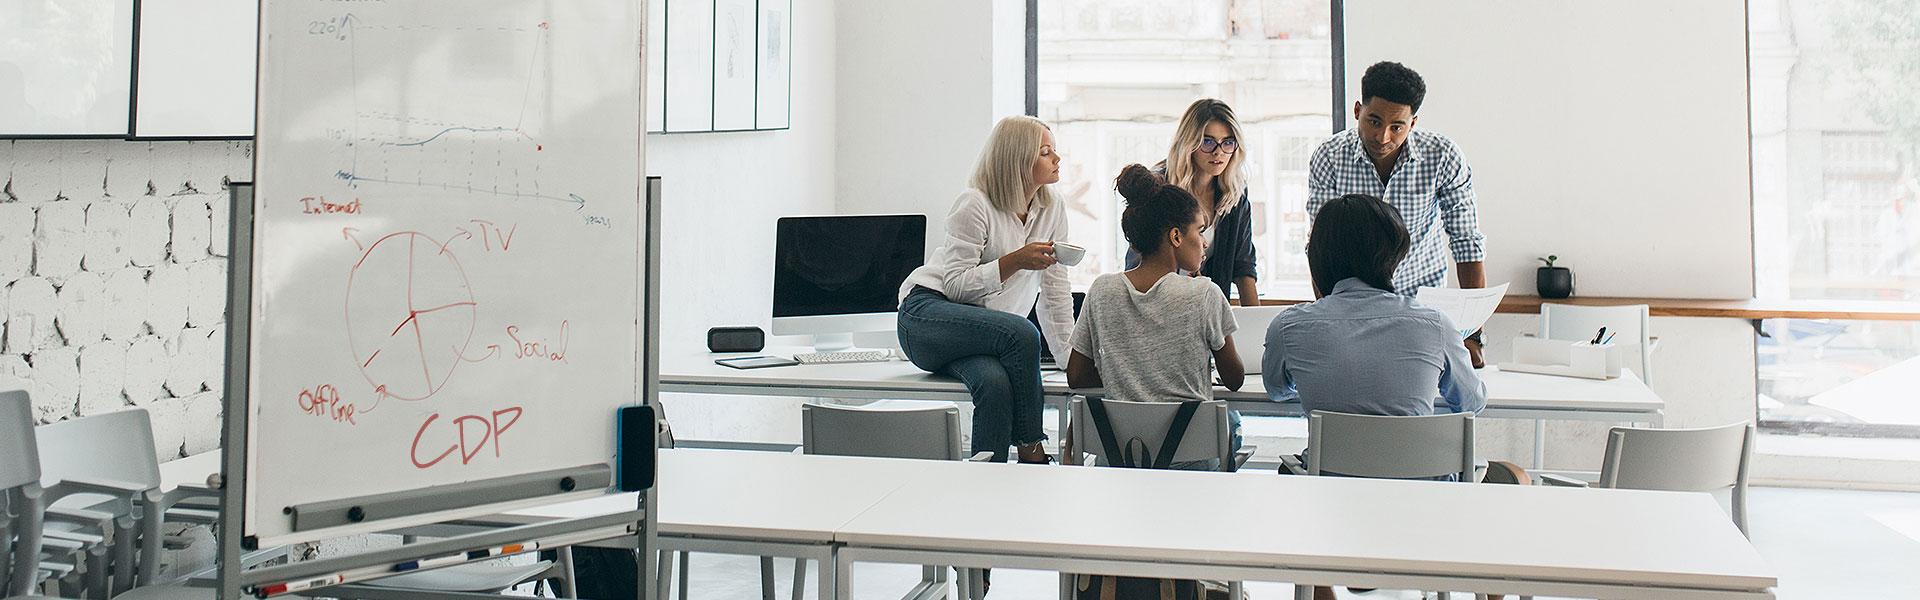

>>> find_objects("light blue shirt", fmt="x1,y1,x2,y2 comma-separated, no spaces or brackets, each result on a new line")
1262,278,1487,416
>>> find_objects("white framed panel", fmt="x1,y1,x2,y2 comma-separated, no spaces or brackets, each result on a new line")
647,0,666,133
133,0,257,138
711,0,756,130
0,0,134,136
1343,0,1752,299
664,0,715,132
755,0,791,130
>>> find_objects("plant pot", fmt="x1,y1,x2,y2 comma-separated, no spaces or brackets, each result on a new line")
1537,267,1573,299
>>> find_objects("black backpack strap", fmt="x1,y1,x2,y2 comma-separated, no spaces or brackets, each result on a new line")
1151,401,1202,470
1083,397,1137,468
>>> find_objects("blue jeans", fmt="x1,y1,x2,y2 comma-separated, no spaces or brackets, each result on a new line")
897,286,1047,462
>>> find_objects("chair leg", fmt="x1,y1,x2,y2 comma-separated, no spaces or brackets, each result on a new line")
792,558,807,600
655,550,673,600
555,545,578,598
761,556,777,600
677,551,691,600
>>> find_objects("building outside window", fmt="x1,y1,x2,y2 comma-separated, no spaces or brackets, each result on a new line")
1036,0,1331,292
1751,0,1920,437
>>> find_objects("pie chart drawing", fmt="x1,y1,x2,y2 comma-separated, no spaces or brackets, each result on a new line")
345,232,478,403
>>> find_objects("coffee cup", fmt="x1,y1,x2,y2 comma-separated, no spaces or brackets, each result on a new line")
1052,242,1086,267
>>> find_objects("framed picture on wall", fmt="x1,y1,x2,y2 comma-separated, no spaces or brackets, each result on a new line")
712,0,756,130
756,0,791,130
663,0,715,132
652,0,789,134
646,0,666,133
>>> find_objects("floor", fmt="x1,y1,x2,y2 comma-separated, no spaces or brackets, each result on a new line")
643,485,1920,600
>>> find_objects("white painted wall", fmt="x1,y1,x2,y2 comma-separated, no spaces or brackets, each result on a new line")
650,0,837,348
834,0,1024,250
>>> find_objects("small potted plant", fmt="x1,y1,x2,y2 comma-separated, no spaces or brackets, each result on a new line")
1538,255,1573,299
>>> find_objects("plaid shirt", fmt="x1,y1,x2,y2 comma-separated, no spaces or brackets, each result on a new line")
1307,128,1486,294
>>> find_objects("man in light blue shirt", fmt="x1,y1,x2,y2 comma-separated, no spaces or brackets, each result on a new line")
1263,194,1485,417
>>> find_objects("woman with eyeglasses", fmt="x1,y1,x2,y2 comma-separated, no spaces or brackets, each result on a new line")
1129,98,1260,306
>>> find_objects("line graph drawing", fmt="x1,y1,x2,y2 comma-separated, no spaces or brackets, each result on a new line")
322,15,584,210
345,232,479,407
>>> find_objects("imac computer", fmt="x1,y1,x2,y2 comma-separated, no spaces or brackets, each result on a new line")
771,214,926,352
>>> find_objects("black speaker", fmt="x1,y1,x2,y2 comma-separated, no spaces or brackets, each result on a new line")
707,326,765,353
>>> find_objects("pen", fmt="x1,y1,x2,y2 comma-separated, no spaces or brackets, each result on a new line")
1591,327,1607,345
1602,332,1616,345
394,553,468,572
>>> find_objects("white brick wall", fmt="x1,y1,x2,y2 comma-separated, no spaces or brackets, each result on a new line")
1,140,249,458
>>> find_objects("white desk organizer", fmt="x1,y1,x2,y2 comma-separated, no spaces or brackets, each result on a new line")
1499,337,1622,380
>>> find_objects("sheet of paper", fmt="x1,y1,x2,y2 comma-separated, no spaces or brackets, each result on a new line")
1415,282,1510,338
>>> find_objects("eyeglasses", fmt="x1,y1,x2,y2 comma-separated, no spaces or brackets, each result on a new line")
1198,138,1239,155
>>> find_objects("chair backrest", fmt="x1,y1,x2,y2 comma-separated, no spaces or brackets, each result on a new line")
2,389,49,597
35,408,163,509
1070,398,1233,471
1308,411,1475,481
1539,303,1653,383
801,400,962,461
1598,422,1753,536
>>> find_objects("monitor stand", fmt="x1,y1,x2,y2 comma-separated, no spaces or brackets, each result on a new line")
810,332,855,352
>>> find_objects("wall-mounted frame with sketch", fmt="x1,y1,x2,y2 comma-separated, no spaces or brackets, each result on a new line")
649,0,792,133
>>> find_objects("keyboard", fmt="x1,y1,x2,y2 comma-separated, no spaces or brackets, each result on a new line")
792,349,898,365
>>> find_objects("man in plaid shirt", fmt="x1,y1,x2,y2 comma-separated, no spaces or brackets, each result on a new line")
1307,61,1488,366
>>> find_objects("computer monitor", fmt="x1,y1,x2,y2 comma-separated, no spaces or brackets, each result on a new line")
771,214,927,351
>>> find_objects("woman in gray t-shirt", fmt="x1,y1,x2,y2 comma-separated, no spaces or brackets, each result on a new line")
1067,164,1244,408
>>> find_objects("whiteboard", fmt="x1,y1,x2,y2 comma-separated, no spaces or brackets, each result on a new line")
250,0,644,546
1344,0,1752,299
0,0,133,136
133,0,257,138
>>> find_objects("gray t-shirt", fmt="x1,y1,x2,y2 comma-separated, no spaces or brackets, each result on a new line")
1071,272,1237,403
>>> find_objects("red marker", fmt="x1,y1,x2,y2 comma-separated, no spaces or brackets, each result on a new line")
257,574,345,597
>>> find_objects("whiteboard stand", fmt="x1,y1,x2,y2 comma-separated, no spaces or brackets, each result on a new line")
214,180,664,599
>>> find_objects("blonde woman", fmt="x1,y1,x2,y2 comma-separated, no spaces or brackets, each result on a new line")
1130,98,1260,306
897,116,1073,464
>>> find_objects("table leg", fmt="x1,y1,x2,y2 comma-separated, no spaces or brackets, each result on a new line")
1533,419,1546,470
832,547,852,600
762,556,777,600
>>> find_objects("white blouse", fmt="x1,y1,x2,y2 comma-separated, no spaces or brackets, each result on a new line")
900,188,1075,359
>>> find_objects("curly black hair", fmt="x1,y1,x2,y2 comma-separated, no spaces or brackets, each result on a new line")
1360,61,1426,114
1115,164,1201,256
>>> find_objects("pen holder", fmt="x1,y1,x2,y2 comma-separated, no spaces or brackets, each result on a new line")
1506,337,1621,379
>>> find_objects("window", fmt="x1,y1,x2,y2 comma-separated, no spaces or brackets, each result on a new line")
1750,0,1920,436
1035,0,1333,291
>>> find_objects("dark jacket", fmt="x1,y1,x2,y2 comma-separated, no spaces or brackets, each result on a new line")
1125,188,1259,303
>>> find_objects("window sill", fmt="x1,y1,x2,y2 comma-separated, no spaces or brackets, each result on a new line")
1254,293,1920,321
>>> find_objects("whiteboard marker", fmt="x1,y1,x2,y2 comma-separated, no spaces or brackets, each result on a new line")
469,541,540,559
257,574,345,596
393,553,467,572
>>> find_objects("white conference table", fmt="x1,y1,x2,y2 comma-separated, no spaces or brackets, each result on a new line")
496,449,1772,600
833,455,1773,600
664,346,1665,467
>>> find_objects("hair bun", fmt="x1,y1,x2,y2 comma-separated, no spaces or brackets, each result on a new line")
1115,163,1163,203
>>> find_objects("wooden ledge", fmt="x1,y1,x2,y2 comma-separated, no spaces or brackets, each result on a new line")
1256,294,1920,321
